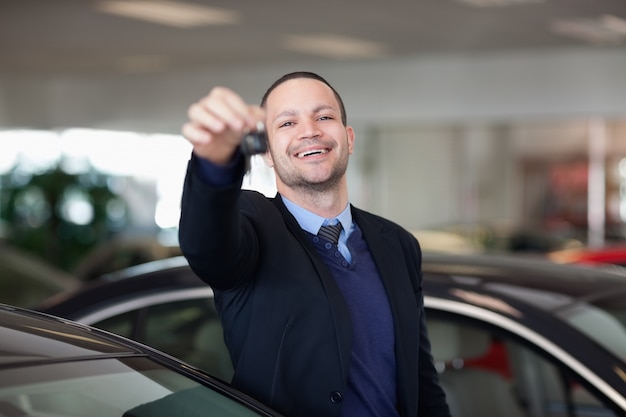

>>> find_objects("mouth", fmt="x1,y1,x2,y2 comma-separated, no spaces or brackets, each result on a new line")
295,148,330,158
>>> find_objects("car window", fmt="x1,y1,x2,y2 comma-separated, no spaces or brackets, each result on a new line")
0,357,265,417
483,282,626,361
427,317,619,417
95,310,136,338
94,298,234,381
561,292,626,361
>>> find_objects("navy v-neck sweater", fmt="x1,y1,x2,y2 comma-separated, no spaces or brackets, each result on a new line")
310,224,399,417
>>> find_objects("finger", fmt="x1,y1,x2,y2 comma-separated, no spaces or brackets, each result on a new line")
248,106,267,131
181,121,213,145
203,87,251,133
187,101,227,135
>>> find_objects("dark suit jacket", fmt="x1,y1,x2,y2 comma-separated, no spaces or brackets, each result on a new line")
178,157,450,417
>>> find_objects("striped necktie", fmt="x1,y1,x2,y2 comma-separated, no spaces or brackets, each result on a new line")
318,222,343,245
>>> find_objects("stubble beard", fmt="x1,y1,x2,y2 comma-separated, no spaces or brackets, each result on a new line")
274,154,349,195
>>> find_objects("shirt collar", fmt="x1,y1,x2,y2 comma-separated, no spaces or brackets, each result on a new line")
281,195,352,236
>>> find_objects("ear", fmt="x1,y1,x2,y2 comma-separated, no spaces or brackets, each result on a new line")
262,150,274,168
346,126,355,155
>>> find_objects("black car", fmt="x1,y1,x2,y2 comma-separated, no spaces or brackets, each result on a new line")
38,253,626,417
0,303,283,417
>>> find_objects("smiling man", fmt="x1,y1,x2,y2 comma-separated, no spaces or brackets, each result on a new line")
178,72,451,417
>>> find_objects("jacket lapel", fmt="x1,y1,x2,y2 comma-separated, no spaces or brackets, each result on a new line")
272,194,353,382
352,207,420,415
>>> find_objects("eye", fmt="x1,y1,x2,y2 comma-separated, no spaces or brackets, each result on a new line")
279,121,294,128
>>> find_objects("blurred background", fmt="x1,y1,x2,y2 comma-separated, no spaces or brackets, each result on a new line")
1,0,626,305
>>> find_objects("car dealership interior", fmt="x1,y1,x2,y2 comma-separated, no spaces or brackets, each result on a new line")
1,2,626,416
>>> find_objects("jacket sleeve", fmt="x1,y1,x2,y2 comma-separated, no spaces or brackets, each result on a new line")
178,155,259,290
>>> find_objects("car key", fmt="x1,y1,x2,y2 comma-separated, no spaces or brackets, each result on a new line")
240,121,267,155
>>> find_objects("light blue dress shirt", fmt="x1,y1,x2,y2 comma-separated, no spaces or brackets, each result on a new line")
281,196,353,263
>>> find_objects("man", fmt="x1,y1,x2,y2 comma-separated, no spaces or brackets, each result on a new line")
179,71,451,417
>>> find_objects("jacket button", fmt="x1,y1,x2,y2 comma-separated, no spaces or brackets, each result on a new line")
330,391,343,404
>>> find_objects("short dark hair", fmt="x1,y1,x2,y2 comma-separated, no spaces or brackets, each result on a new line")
260,71,347,125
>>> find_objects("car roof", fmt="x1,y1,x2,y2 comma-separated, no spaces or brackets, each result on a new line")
37,256,206,317
422,251,626,302
0,304,141,368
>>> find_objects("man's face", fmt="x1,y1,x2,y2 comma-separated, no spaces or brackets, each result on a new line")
263,78,354,193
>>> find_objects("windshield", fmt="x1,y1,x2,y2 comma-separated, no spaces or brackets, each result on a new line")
0,357,266,417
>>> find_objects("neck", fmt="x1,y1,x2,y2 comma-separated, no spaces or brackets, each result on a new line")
278,181,349,218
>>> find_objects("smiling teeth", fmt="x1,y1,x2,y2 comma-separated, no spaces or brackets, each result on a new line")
298,149,328,158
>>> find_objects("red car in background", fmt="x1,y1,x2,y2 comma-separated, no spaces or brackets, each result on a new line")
548,245,626,267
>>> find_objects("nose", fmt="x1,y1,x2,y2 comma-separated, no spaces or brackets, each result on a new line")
298,118,322,139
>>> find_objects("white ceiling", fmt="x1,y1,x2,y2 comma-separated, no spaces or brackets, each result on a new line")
2,0,626,77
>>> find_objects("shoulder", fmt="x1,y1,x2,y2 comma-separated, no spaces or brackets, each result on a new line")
240,189,278,207
239,190,286,223
352,206,420,248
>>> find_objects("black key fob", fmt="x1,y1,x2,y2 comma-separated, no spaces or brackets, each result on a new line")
240,122,267,155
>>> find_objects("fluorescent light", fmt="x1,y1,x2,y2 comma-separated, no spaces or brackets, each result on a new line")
455,0,543,7
96,1,240,28
551,16,626,45
600,15,626,35
281,34,388,59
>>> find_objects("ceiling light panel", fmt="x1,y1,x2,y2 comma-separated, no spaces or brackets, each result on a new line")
281,34,388,60
455,0,544,7
97,1,241,28
601,15,626,35
551,16,626,45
